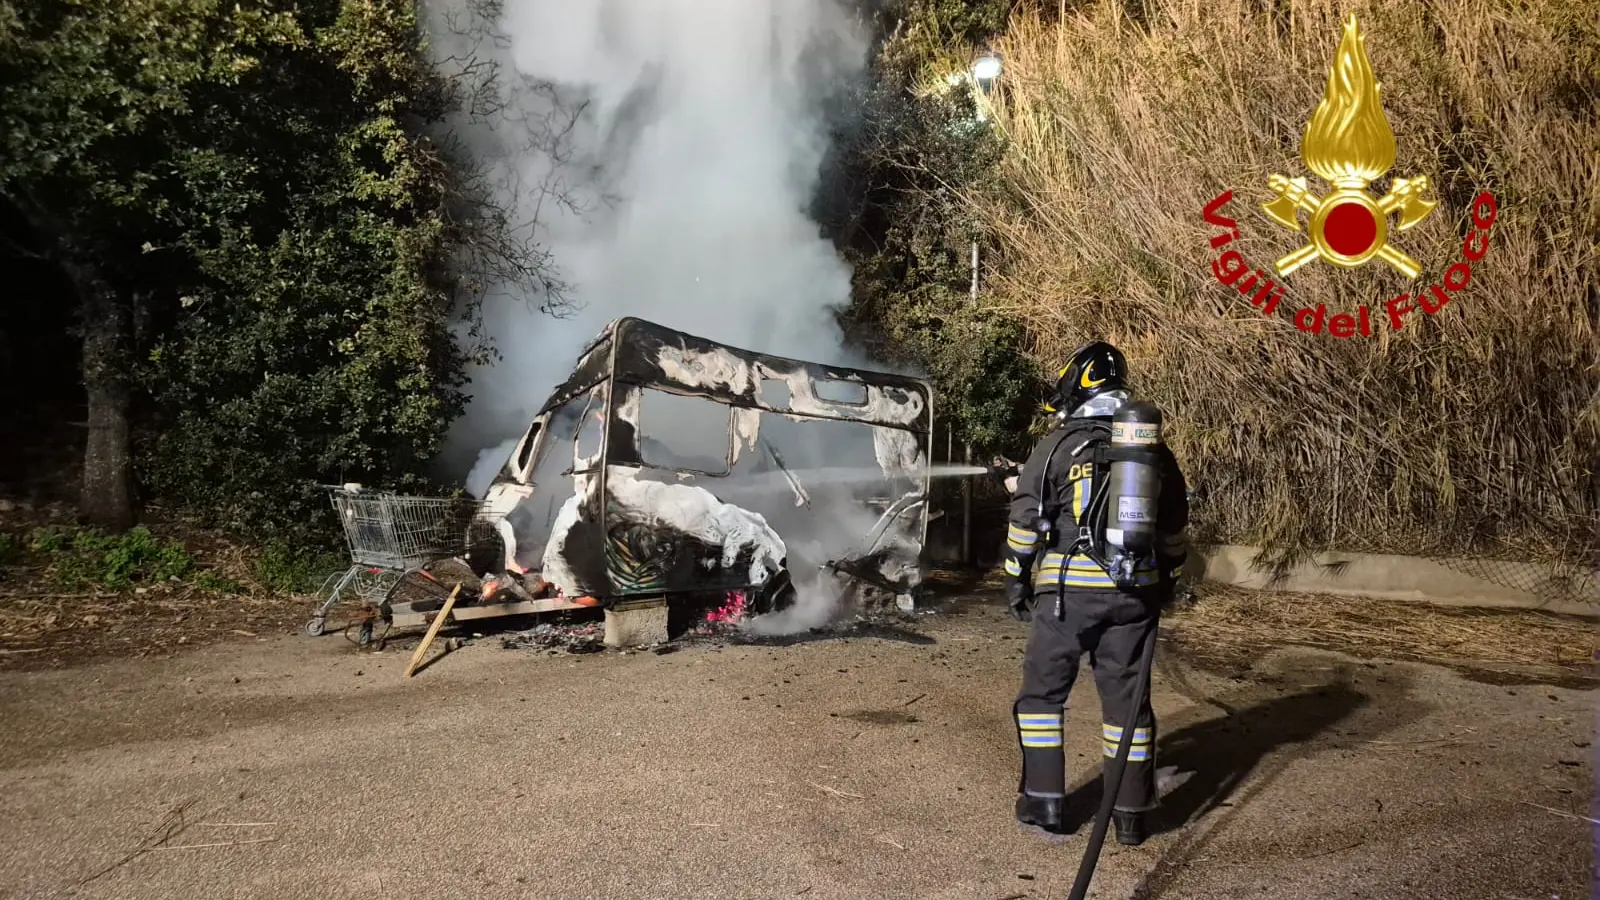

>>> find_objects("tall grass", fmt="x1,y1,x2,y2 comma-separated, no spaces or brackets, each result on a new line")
970,0,1598,572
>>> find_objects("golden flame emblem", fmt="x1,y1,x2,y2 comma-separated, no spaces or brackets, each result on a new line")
1260,14,1437,279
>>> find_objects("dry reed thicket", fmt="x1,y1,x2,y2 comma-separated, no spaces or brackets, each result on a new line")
971,0,1598,578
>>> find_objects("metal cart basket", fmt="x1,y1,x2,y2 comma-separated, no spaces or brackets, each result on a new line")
305,484,481,637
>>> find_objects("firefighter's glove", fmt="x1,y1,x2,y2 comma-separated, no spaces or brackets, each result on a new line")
1005,579,1034,622
987,457,1021,490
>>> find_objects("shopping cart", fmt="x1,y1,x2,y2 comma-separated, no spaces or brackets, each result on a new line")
304,484,483,640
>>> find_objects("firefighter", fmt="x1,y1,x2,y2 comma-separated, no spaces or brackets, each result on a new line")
1002,341,1190,846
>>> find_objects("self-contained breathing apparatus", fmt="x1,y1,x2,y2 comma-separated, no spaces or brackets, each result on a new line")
1030,399,1168,594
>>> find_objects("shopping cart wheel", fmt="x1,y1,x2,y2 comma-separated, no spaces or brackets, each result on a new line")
306,616,326,637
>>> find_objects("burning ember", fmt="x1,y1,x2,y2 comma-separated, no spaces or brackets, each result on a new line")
705,591,747,625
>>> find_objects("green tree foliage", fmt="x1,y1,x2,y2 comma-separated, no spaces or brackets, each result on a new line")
0,0,498,543
826,0,1037,456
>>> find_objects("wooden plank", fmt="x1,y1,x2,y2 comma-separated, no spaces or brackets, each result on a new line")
405,584,461,678
389,597,588,629
450,598,588,618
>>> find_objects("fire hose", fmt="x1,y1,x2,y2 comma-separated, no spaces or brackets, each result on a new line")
1066,608,1162,900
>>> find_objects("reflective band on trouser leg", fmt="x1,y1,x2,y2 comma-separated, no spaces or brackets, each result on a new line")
1019,713,1064,748
1101,723,1154,762
1102,721,1158,810
1017,711,1066,796
1004,557,1022,577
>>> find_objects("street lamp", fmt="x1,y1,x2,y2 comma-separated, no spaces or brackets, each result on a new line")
961,49,1004,568
972,52,1002,94
966,50,1003,306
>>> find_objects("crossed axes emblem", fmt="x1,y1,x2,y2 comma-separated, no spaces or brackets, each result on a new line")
1261,173,1438,280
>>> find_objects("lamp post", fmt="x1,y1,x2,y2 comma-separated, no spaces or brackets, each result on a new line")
962,50,1002,568
967,51,1001,306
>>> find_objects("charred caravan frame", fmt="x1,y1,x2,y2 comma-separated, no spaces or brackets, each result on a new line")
476,317,935,622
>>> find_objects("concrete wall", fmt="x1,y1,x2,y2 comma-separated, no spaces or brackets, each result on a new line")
1195,544,1600,618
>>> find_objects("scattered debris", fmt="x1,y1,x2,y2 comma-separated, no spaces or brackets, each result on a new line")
806,781,865,800
501,623,604,655
78,797,200,886
199,822,277,827
153,838,277,852
1520,800,1600,825
1295,838,1368,860
723,608,937,648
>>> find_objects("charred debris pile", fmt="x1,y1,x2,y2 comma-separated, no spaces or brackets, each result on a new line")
496,601,939,657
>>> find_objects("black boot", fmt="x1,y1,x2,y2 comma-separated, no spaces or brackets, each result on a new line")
1112,809,1148,846
1015,794,1067,834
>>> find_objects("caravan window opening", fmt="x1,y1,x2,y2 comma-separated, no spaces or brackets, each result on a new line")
572,388,605,473
641,387,929,433
527,386,602,483
634,388,734,477
812,378,869,407
761,378,792,409
514,422,542,474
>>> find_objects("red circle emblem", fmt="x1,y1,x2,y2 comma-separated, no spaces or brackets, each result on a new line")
1323,202,1379,257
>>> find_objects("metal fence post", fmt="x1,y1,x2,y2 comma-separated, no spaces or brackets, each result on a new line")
961,442,973,567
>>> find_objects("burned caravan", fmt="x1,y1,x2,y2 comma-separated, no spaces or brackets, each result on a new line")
474,317,934,625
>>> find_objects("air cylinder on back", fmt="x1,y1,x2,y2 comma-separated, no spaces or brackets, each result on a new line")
1104,400,1164,556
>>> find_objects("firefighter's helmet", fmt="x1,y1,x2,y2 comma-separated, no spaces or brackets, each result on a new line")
1045,341,1127,414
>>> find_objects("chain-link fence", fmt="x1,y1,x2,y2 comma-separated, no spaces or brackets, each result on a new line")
922,419,1011,570
1425,540,1600,610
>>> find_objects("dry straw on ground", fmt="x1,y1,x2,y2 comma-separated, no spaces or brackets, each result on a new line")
1169,583,1596,677
969,0,1598,571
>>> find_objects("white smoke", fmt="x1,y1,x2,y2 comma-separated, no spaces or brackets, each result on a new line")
740,574,848,636
424,0,889,633
426,0,873,483
465,436,517,500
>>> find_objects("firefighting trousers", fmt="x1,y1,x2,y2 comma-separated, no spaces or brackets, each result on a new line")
1013,589,1160,812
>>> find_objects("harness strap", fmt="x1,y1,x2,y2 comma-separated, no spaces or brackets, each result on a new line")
1034,420,1108,537
1064,427,1111,560
1043,422,1111,619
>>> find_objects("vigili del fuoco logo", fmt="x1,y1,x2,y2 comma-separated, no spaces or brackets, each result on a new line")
1201,13,1499,338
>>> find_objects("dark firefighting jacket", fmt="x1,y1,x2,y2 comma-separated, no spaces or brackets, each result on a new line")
1002,415,1190,595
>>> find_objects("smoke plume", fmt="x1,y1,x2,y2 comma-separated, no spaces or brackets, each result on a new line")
425,0,873,491
426,0,905,633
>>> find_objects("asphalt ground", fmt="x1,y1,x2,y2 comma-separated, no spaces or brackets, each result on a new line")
0,600,1591,900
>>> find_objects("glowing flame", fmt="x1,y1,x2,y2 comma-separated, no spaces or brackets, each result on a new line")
705,591,747,625
1301,14,1397,187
